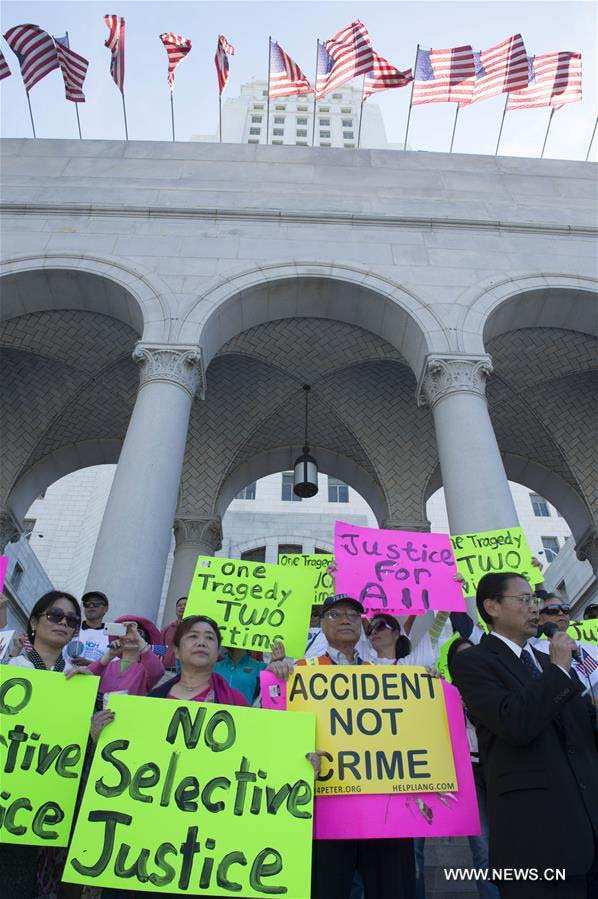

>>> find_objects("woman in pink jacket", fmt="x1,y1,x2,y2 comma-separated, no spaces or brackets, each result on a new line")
74,615,164,698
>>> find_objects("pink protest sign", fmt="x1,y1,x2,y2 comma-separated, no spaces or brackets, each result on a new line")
261,670,480,840
0,556,7,592
334,521,465,615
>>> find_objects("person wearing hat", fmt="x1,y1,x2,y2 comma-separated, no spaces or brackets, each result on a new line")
68,590,111,666
68,615,164,697
267,594,416,899
583,602,598,620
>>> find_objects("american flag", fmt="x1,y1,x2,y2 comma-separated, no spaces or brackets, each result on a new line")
459,34,529,106
269,41,313,98
0,48,11,80
104,15,125,93
412,45,476,105
3,23,59,92
575,647,597,679
159,32,192,91
54,35,89,103
364,51,412,101
315,41,334,100
317,20,374,99
215,35,234,96
507,53,582,110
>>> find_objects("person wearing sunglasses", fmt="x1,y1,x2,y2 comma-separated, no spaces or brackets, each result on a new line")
366,613,412,661
69,589,111,666
7,590,81,672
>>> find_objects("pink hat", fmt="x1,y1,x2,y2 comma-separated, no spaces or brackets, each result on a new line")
115,615,162,646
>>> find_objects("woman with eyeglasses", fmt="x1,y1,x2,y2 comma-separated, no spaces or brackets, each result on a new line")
367,611,448,668
366,613,413,661
8,590,81,672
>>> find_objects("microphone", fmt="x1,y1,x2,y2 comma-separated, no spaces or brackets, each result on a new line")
540,622,581,663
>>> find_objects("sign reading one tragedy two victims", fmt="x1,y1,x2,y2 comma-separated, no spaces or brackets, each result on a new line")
65,694,315,896
450,526,542,595
185,556,312,657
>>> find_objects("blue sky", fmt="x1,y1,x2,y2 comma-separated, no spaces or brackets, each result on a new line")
1,1,596,159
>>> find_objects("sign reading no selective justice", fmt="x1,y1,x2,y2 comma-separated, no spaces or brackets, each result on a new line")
0,667,98,847
286,665,457,796
185,556,313,657
64,694,315,897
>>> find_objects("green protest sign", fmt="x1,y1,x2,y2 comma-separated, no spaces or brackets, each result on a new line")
277,553,334,606
185,556,312,657
0,667,98,847
539,620,597,645
450,527,543,595
65,694,315,896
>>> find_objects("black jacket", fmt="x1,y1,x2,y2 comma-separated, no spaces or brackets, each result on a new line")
451,634,597,876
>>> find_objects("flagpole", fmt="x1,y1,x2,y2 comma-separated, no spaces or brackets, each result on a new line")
585,115,597,162
403,43,419,150
219,94,222,143
540,107,555,158
25,92,37,138
311,39,319,147
357,76,366,148
495,95,508,156
121,93,129,140
449,104,460,152
65,32,83,139
266,36,272,145
170,91,176,141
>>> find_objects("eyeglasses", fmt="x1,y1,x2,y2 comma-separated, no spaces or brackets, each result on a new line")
45,608,81,629
541,604,571,615
502,594,544,609
367,621,397,637
83,600,106,609
324,609,361,622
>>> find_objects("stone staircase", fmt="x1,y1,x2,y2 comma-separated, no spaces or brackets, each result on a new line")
423,837,479,899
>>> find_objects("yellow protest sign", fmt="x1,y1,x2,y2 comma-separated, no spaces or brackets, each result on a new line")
278,553,334,606
538,620,598,645
0,667,98,847
64,694,315,897
287,665,457,796
185,555,312,657
450,526,542,594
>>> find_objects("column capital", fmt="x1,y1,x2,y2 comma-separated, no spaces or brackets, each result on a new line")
381,518,431,533
0,509,20,552
173,516,223,554
417,354,493,409
133,342,205,400
575,528,598,574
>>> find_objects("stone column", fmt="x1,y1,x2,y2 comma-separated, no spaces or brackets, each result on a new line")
162,516,222,626
0,509,20,553
85,343,203,621
417,354,518,534
576,528,598,577
382,518,431,533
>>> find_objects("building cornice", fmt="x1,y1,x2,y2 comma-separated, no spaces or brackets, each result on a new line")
1,203,596,237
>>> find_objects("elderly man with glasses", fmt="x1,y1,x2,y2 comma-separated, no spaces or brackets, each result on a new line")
451,572,598,899
267,593,416,899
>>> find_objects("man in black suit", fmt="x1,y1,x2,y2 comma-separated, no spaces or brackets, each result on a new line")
451,571,598,899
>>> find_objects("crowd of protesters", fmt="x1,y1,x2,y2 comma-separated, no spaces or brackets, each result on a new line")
0,561,596,899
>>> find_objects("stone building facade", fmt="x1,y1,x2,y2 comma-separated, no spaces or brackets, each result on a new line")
1,138,596,626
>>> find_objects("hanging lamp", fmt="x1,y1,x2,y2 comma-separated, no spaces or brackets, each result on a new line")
293,385,319,498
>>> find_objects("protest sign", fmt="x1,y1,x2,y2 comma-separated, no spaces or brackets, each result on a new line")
334,522,465,615
285,665,457,796
450,526,542,595
0,629,15,661
0,555,7,590
262,672,479,839
65,694,315,897
278,553,334,606
185,555,312,657
0,667,98,847
538,619,598,645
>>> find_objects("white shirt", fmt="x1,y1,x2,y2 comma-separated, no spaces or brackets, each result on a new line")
492,631,570,678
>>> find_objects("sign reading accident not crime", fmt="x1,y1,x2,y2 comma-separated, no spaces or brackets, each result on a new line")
286,665,457,796
64,694,315,896
450,526,542,595
185,556,312,657
334,522,465,615
278,553,334,606
0,667,98,846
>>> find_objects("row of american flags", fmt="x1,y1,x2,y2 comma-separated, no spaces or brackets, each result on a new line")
0,16,585,146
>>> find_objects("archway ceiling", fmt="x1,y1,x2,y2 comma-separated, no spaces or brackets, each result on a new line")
0,310,138,503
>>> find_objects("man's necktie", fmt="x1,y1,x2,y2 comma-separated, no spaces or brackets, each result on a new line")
520,648,542,680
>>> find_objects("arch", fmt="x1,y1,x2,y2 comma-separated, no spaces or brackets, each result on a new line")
457,274,598,355
0,253,171,340
177,262,447,376
423,454,594,544
214,446,388,526
7,440,121,524
232,536,334,557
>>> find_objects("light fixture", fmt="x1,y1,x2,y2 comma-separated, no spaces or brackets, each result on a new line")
293,385,319,498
